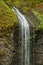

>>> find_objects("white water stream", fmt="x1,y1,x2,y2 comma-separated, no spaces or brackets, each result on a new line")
12,7,30,65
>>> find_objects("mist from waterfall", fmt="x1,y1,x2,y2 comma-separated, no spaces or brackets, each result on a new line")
12,7,30,65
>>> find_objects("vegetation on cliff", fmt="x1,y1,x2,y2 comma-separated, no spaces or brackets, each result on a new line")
0,0,18,30
0,0,43,33
3,0,43,30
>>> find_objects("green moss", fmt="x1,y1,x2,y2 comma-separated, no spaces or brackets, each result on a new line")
21,7,29,13
32,10,43,29
0,0,18,30
0,0,43,31
3,0,43,16
4,0,43,7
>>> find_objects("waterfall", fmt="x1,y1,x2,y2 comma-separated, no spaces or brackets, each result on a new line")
12,7,30,65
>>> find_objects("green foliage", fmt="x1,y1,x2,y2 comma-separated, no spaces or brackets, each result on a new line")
0,0,18,30
3,0,43,14
0,0,43,31
32,10,43,29
3,0,43,7
34,0,43,4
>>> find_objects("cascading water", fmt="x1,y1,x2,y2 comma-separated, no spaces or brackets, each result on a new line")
12,7,30,65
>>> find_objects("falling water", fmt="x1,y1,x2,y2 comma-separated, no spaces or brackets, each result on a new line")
12,7,30,65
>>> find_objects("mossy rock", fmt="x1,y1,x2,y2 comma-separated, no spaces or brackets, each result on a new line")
32,10,43,30
0,0,18,30
3,0,43,14
3,0,43,31
0,0,19,36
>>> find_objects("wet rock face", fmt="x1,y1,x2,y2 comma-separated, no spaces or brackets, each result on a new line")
31,30,43,65
0,37,14,65
0,23,19,65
